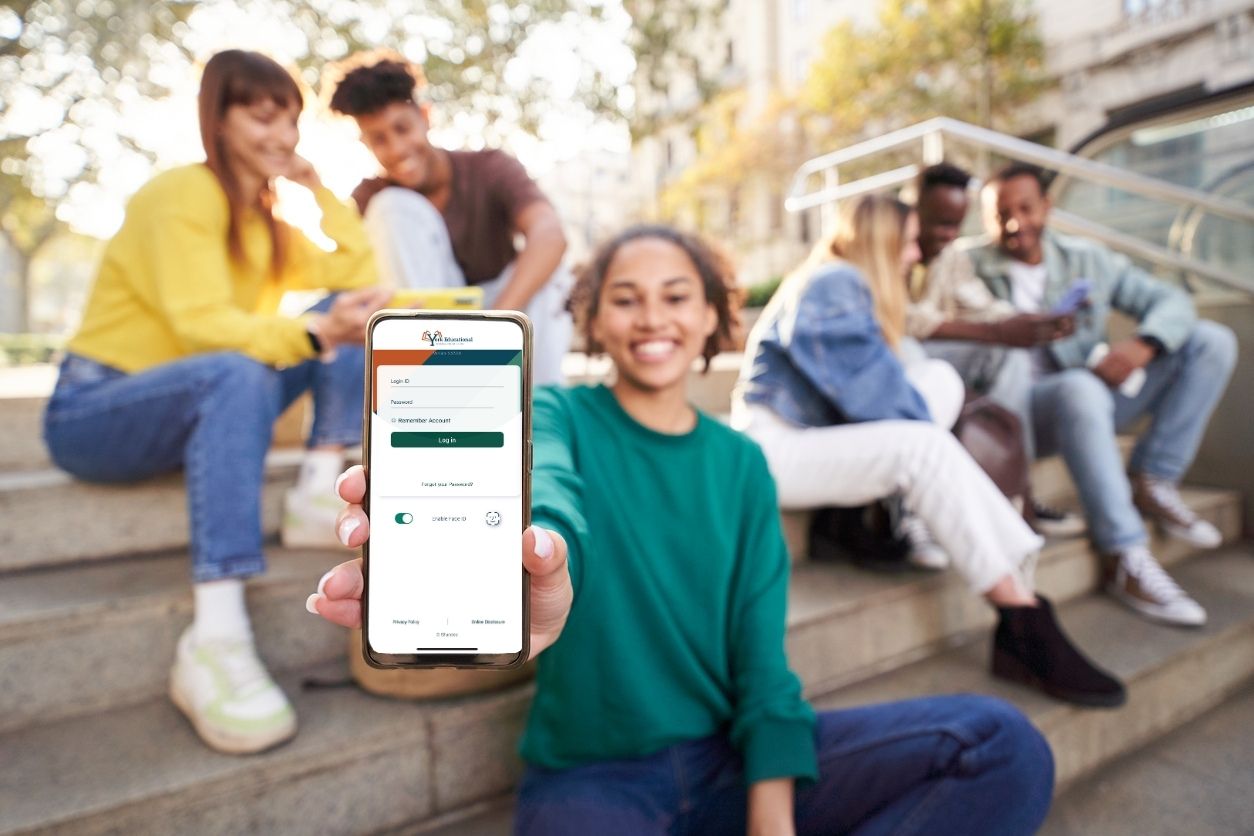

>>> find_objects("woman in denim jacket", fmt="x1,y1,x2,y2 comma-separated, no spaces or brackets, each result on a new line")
733,194,1124,709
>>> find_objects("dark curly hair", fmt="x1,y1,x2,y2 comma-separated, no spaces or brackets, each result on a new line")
570,225,741,372
325,49,426,117
988,161,1051,195
918,161,972,196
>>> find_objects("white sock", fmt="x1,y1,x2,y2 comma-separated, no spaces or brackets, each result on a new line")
295,449,344,496
192,579,252,643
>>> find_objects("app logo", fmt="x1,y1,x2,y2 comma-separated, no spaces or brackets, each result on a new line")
420,329,474,346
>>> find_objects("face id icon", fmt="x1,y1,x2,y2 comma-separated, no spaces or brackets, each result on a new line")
485,511,501,527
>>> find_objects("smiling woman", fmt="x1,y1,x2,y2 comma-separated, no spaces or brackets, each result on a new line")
41,49,392,757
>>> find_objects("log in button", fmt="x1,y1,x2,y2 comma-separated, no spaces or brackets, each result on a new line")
391,431,504,448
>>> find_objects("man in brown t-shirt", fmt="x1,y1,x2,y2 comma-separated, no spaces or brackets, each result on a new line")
326,51,572,383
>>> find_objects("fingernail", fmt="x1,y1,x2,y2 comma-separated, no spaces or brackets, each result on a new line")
305,593,321,615
316,570,334,596
338,517,360,546
531,526,553,559
333,471,349,497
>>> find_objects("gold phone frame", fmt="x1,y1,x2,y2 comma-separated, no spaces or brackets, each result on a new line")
361,309,532,669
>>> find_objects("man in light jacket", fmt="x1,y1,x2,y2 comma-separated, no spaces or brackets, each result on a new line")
969,162,1237,628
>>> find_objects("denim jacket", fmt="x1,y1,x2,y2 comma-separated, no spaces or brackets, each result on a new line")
967,229,1197,369
735,261,930,428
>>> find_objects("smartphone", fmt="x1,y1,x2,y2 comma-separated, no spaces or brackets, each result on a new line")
1051,278,1092,315
387,287,485,311
362,310,532,669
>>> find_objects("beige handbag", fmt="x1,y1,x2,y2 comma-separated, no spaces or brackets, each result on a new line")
347,629,534,699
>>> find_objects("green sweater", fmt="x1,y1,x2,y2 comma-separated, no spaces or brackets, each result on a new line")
521,385,817,784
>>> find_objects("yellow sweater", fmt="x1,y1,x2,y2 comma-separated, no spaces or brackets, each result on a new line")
68,164,376,372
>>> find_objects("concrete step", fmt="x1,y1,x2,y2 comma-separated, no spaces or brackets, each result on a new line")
2,487,1237,754
0,547,346,735
0,395,47,472
1042,682,1254,836
561,351,743,418
784,488,1241,696
0,450,307,573
333,546,1254,836
0,661,534,836
814,548,1254,790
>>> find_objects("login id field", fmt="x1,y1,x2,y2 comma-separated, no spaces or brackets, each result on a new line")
372,364,521,499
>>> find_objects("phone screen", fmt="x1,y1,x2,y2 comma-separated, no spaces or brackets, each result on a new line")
365,314,528,663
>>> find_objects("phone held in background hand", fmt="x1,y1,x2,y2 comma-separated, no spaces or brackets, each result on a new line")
362,310,532,669
387,287,485,310
1088,342,1147,398
1051,278,1092,315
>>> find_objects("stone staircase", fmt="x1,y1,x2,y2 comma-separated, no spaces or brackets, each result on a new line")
1,358,1250,835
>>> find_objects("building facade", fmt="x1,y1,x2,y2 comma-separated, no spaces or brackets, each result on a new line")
632,0,1254,287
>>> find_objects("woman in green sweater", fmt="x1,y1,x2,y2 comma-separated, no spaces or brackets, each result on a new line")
308,226,1053,834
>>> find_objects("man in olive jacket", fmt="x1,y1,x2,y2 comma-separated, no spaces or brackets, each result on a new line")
969,163,1237,629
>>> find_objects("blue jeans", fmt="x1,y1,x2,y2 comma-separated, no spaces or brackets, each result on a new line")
514,695,1054,836
43,300,363,582
1028,321,1237,552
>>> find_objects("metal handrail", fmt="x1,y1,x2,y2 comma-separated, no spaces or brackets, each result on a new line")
784,116,1254,295
1051,210,1254,296
785,117,1254,224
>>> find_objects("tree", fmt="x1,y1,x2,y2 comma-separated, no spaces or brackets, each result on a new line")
801,0,1047,149
657,0,1047,236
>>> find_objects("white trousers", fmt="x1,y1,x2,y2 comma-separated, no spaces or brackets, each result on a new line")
899,338,965,430
362,187,574,386
735,404,1042,594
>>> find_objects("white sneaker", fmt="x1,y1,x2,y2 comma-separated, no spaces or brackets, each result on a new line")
898,512,949,570
169,627,297,754
1105,546,1207,628
1131,474,1223,549
281,487,342,549
1030,501,1088,538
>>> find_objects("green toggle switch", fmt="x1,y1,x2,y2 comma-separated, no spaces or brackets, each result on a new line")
395,512,413,524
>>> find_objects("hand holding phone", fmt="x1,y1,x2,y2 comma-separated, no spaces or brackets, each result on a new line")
307,465,572,660
1051,278,1092,315
993,312,1075,347
360,311,536,668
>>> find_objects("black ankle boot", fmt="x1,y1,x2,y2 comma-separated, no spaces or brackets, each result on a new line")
992,595,1126,708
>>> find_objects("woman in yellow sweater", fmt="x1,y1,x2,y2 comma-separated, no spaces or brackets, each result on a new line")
42,50,389,754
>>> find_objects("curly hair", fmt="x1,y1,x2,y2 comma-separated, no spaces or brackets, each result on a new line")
988,161,1051,195
570,225,741,372
325,49,426,117
918,161,972,196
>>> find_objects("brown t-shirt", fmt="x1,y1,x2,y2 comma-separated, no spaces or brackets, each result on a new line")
353,149,548,285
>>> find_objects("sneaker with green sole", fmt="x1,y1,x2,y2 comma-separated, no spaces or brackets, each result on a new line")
169,627,297,754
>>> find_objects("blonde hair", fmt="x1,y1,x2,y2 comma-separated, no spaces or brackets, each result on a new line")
822,194,913,347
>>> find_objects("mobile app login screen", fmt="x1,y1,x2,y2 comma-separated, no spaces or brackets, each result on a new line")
368,318,524,655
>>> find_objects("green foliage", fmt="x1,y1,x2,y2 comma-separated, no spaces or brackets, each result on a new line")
0,333,64,365
657,0,1046,233
802,0,1047,140
743,275,782,309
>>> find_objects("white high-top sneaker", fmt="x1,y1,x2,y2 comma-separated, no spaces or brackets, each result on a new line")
169,627,297,754
1105,545,1207,628
897,512,949,570
1131,474,1223,549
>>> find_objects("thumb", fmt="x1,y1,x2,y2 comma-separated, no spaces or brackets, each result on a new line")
522,525,572,657
523,525,568,588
